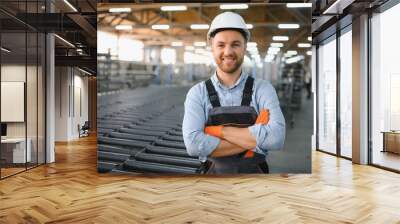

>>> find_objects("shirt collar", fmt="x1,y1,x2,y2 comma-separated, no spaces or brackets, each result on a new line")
211,70,248,90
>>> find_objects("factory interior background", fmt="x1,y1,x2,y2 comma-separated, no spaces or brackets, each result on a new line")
96,3,312,175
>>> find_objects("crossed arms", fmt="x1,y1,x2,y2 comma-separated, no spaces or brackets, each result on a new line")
182,82,286,162
204,110,269,157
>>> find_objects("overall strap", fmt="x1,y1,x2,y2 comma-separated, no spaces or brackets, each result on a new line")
205,79,221,108
241,76,254,106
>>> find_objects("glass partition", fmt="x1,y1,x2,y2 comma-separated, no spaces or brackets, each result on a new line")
0,0,46,179
1,30,28,177
339,28,352,158
371,3,400,171
317,36,337,155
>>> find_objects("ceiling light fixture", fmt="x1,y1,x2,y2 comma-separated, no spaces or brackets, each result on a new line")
268,47,280,52
286,55,304,64
272,36,289,41
1,47,11,53
278,24,300,29
286,3,312,8
190,24,209,29
160,5,187,11
298,43,311,48
220,4,248,10
109,8,131,13
78,67,92,76
323,0,351,14
115,24,132,30
63,0,78,12
54,34,75,48
270,43,284,47
152,24,170,30
286,50,298,55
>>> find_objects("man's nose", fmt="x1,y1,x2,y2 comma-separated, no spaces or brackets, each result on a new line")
223,46,234,56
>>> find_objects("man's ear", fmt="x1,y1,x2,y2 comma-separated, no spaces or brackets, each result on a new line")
208,37,213,46
208,38,215,53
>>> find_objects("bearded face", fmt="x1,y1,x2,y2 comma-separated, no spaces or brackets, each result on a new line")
211,30,246,75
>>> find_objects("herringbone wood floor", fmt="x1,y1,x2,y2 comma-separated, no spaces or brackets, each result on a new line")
1,135,400,224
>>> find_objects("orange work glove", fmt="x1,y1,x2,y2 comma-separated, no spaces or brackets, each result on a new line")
255,109,270,124
244,109,270,158
204,125,224,138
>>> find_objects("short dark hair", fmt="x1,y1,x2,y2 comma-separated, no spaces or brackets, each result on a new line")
209,28,247,41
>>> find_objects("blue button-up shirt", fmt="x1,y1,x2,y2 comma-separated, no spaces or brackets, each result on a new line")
182,71,286,162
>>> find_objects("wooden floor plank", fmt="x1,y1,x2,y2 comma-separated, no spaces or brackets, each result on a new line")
0,135,399,223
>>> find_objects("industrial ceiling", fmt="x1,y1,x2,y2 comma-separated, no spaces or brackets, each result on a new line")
98,2,312,58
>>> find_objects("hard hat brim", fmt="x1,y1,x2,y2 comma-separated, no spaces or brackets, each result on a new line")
207,27,250,41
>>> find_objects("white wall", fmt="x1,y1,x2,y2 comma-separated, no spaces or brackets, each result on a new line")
54,67,89,141
318,38,337,154
55,67,71,141
1,65,28,137
1,63,46,164
72,73,89,138
1,82,25,122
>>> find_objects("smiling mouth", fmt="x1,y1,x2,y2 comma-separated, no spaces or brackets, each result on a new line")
223,58,236,63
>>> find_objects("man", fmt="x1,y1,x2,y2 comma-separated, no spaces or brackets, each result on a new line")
182,12,285,174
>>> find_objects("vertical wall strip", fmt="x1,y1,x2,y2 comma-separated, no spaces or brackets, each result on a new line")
367,11,373,165
44,5,47,165
72,68,75,118
25,0,28,171
36,0,39,167
315,44,319,151
336,29,341,157
69,68,71,118
60,67,62,117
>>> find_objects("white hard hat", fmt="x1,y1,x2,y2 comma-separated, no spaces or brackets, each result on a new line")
207,12,250,41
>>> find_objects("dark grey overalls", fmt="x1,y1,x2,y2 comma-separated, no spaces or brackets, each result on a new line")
203,76,269,174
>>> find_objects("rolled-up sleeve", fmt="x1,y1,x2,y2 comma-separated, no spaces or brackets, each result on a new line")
182,85,220,162
248,82,286,155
